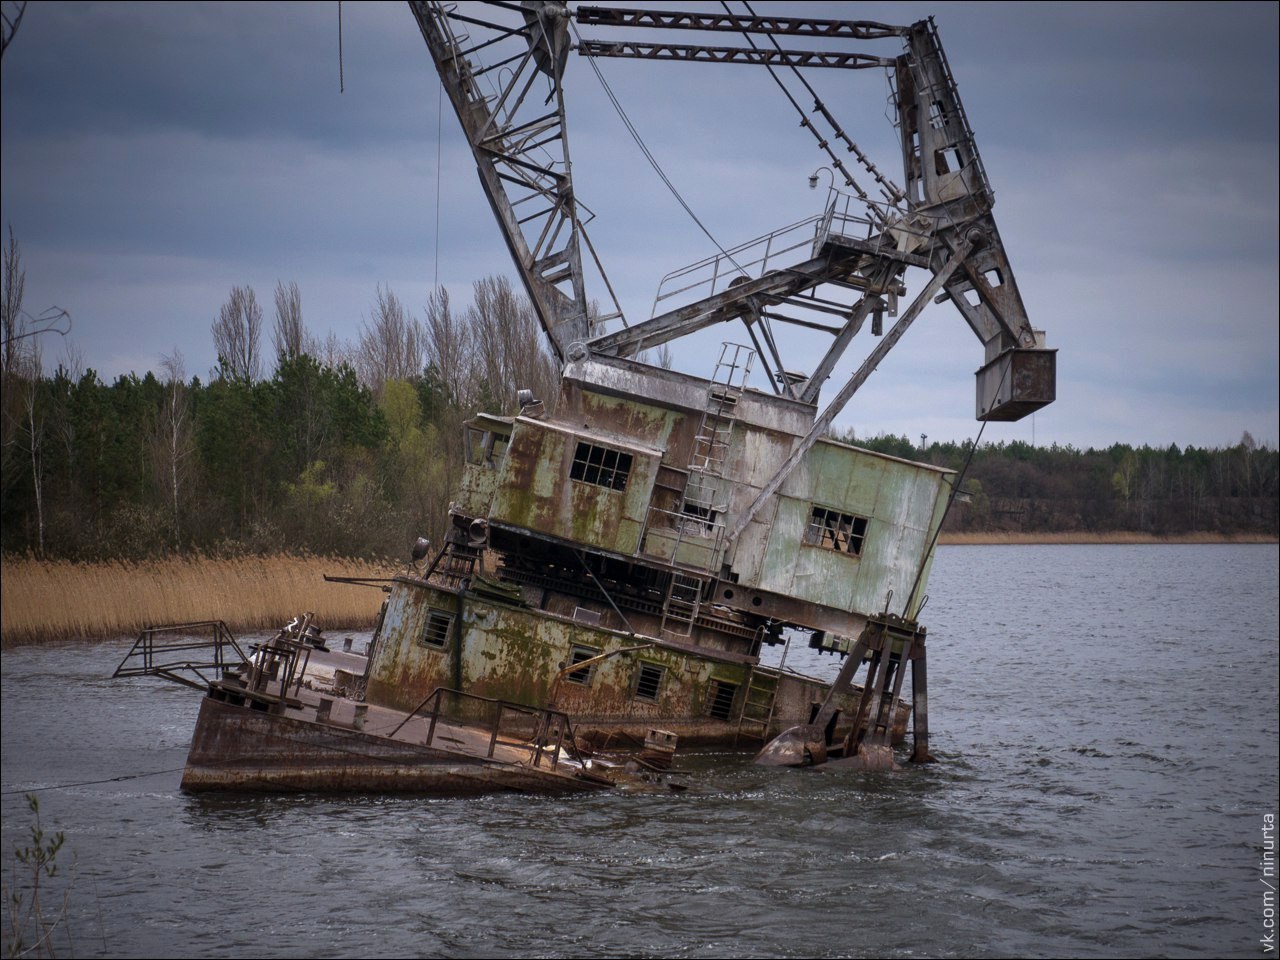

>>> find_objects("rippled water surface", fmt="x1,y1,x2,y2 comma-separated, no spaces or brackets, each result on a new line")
3,545,1277,958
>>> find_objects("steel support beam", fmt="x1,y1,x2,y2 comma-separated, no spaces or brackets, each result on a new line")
575,7,907,40
726,236,973,545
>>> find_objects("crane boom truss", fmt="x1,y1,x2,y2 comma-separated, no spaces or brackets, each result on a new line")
413,1,1052,422
409,0,601,362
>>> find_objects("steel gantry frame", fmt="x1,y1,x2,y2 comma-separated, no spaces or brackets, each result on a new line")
412,1,1053,423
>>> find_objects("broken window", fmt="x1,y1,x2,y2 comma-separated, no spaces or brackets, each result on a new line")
934,146,964,175
487,432,509,465
681,500,717,531
566,644,600,685
420,608,454,647
570,442,633,491
928,100,948,131
464,426,485,466
634,662,664,702
464,427,510,468
805,506,869,556
706,680,739,721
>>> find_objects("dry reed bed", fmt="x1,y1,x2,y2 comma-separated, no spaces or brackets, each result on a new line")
938,531,1276,545
1,554,397,645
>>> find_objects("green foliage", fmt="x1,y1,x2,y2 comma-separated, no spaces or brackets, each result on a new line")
831,431,1278,537
4,795,71,959
3,272,1276,558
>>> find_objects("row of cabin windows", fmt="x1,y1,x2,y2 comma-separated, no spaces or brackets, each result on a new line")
566,643,739,719
571,440,869,558
566,644,663,701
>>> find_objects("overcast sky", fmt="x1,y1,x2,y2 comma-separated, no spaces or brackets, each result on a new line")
2,1,1276,450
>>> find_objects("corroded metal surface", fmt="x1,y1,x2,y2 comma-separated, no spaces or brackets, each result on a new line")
182,693,604,796
365,579,908,747
173,3,1060,791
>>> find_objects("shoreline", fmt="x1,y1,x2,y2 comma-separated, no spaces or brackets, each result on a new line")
937,531,1277,545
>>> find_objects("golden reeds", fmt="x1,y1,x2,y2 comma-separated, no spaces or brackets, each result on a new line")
1,554,398,645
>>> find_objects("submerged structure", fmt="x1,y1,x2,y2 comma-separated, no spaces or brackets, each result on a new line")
135,2,1054,792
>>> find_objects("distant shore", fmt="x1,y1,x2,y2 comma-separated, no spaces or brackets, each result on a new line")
937,531,1277,545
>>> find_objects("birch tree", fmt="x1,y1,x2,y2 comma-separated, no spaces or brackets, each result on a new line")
153,350,195,549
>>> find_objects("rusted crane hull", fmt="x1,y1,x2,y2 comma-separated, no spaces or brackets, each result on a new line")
181,689,607,797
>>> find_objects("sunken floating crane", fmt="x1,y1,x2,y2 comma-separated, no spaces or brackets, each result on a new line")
397,1,1053,767
159,2,1053,793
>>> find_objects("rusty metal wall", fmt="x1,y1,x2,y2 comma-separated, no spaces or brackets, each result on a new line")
488,417,660,556
363,580,909,744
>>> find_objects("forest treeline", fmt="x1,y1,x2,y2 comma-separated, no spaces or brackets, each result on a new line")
2,237,1276,560
2,235,558,560
849,431,1277,538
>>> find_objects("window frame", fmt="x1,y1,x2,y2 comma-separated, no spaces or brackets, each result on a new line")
804,505,869,556
705,679,739,721
419,607,455,648
633,661,665,702
565,644,601,686
569,441,633,492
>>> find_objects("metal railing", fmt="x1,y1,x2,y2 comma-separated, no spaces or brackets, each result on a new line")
649,214,826,318
112,620,248,691
390,687,588,772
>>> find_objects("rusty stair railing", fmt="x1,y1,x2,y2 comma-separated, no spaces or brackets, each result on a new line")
112,620,248,691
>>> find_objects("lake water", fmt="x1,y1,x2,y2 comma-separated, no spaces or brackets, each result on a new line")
2,545,1277,958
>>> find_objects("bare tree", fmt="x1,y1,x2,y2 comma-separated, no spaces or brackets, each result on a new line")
212,285,263,382
2,227,69,538
1,226,26,476
356,285,424,395
466,275,558,411
19,338,43,554
422,286,470,407
272,280,308,365
314,330,351,372
645,342,674,370
1,226,70,387
2,225,25,384
1,1,27,59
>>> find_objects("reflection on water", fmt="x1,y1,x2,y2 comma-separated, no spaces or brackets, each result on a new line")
3,545,1277,958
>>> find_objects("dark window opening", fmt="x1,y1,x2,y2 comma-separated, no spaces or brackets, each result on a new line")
934,147,964,176
566,645,600,685
421,608,454,647
570,442,633,491
634,663,664,702
487,432,510,465
805,507,869,556
463,427,484,466
681,500,717,531
464,428,509,468
928,100,948,130
707,680,739,721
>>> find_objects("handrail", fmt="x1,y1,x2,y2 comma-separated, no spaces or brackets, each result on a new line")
649,214,826,318
112,620,248,691
388,687,589,771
